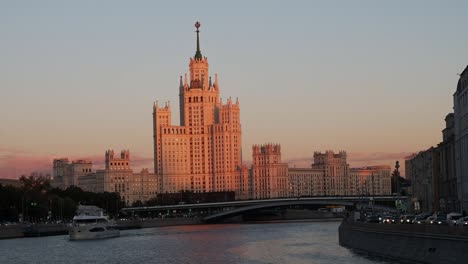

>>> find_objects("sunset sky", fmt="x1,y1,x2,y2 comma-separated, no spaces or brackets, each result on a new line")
1,1,468,178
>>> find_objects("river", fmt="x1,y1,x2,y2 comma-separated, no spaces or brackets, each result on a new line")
0,221,398,264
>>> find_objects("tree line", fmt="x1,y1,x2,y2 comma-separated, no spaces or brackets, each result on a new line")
0,174,123,223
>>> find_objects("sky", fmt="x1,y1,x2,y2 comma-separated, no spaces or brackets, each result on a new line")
1,0,468,178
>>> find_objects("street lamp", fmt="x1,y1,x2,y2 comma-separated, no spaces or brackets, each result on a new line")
371,173,375,213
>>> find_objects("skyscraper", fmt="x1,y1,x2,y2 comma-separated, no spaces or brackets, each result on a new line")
153,22,243,194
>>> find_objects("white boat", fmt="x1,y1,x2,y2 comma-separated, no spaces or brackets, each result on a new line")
69,205,120,240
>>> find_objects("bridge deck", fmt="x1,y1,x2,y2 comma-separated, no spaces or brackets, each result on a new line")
121,196,404,213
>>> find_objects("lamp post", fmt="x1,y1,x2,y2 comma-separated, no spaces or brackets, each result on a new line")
371,173,375,213
394,161,401,218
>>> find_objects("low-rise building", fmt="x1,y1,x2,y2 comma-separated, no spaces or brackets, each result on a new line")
53,150,158,206
51,158,92,189
349,166,392,196
251,148,392,199
287,168,324,197
312,151,349,196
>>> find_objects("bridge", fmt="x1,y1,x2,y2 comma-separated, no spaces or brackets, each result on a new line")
121,196,404,222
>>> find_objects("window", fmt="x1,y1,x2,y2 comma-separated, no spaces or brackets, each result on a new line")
89,227,105,232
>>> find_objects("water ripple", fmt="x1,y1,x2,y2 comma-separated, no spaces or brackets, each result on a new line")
0,222,398,264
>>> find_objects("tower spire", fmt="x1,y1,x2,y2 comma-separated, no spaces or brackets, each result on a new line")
194,21,202,59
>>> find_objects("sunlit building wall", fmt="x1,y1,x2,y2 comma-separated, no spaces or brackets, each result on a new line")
251,144,289,199
312,151,349,196
286,153,391,197
287,168,325,197
349,166,392,196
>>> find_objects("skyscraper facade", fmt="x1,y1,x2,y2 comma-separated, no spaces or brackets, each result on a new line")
153,22,243,194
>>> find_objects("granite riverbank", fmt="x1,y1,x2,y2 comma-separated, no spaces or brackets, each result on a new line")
339,218,468,264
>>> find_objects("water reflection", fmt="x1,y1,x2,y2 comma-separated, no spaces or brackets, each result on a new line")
0,221,398,264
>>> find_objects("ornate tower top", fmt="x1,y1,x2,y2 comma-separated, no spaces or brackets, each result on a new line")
194,21,202,59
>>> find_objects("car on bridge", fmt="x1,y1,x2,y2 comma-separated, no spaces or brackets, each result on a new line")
382,215,396,224
447,213,463,226
399,214,414,224
431,215,448,225
456,216,468,226
425,216,436,224
412,215,427,224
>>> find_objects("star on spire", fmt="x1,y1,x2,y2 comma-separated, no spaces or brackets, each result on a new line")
194,21,202,59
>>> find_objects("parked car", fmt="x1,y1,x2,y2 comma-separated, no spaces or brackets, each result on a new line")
447,213,463,226
432,215,448,225
425,216,435,225
412,215,426,224
433,212,447,219
456,217,468,226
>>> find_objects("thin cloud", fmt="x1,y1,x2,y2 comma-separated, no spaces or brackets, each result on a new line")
0,155,52,179
285,152,414,175
348,152,414,166
0,148,155,179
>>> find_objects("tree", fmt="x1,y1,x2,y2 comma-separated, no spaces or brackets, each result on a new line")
391,161,401,194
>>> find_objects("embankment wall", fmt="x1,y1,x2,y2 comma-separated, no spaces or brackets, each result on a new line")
339,220,468,264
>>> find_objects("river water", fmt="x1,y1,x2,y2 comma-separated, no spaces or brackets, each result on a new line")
0,221,397,264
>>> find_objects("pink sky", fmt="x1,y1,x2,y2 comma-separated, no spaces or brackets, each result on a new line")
2,2,465,180
0,146,414,179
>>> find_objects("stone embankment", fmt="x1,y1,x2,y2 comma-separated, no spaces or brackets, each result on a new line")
117,217,202,229
0,218,202,239
0,225,25,239
339,218,468,264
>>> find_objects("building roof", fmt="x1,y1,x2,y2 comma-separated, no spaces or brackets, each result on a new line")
461,65,468,77
456,65,468,93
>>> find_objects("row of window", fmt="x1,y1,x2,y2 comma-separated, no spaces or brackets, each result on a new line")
162,128,186,134
110,162,129,166
187,95,216,103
